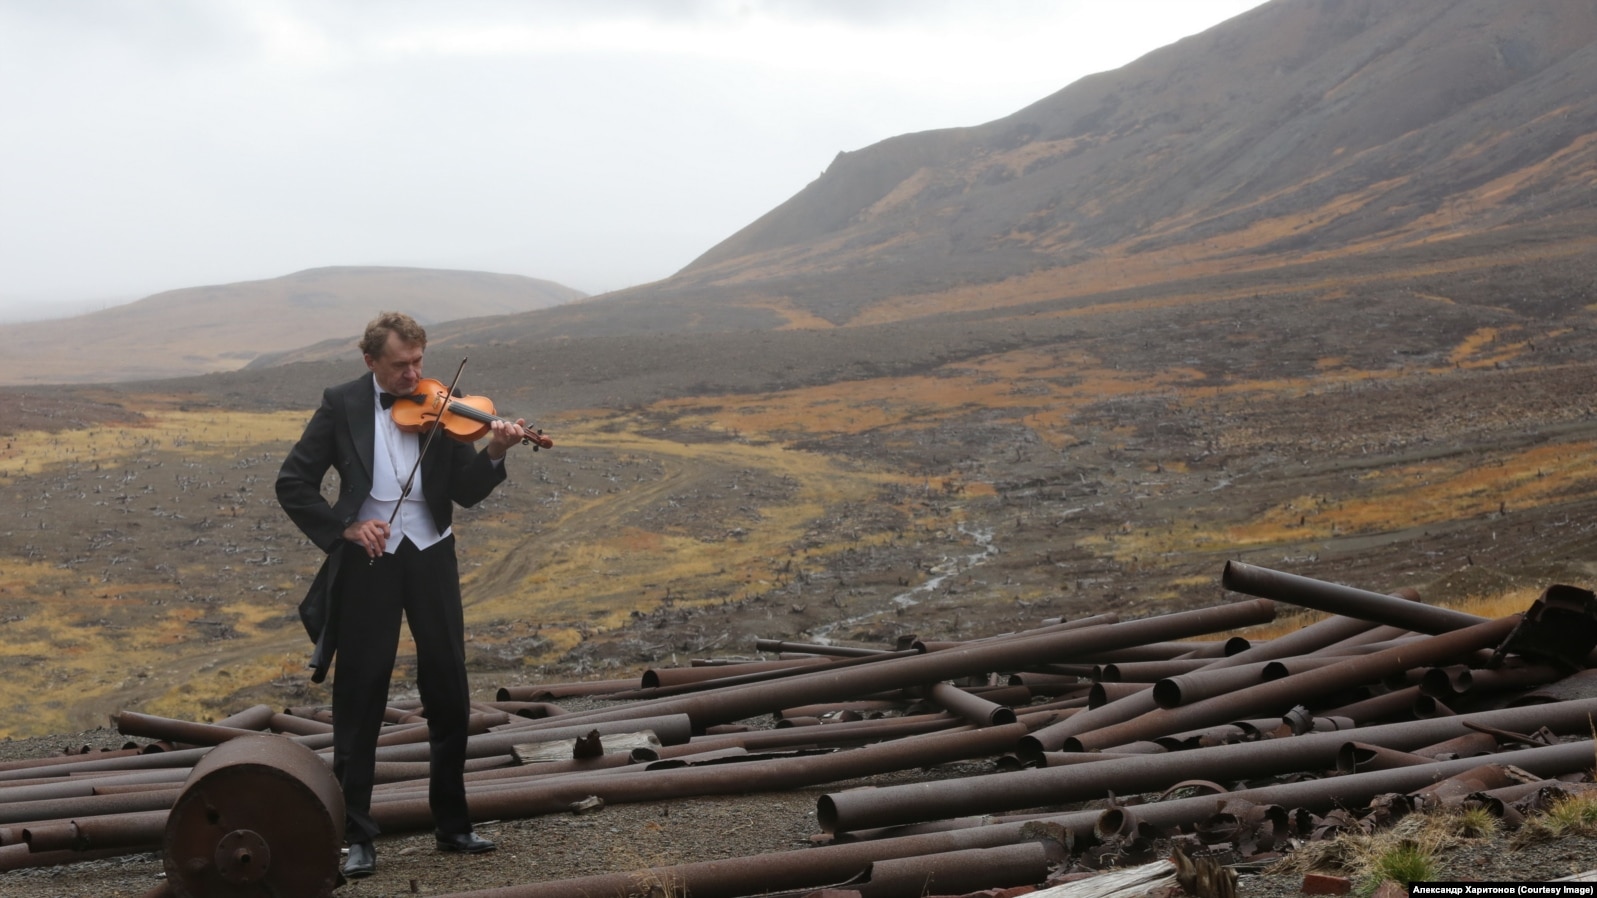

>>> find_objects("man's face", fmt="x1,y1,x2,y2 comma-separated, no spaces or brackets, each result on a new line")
365,331,424,397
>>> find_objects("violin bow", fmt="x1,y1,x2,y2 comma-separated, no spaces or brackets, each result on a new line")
373,357,468,562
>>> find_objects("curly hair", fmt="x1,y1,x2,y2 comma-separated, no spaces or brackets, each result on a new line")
359,311,427,359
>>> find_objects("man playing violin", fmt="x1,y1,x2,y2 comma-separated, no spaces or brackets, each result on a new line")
276,310,532,879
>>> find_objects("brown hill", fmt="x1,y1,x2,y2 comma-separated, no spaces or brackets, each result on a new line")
0,266,584,385
664,0,1597,326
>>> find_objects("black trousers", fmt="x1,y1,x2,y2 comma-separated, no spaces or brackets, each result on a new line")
332,535,471,842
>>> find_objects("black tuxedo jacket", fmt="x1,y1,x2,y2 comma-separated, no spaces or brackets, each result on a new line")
276,374,506,681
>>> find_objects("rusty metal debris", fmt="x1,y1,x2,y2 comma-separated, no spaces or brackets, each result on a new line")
2,564,1596,898
161,734,344,897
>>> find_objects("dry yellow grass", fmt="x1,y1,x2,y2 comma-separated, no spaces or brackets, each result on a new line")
0,402,969,734
1,323,1588,736
645,346,1206,452
1223,440,1597,548
0,409,310,479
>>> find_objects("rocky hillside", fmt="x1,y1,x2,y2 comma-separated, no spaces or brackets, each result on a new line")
673,0,1597,325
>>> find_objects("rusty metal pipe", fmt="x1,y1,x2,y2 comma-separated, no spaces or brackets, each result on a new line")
777,700,910,720
1035,751,1149,767
1412,731,1501,759
0,787,181,825
1066,615,1520,752
1336,742,1441,773
1097,659,1213,682
754,639,892,657
470,601,1275,738
1222,561,1485,633
490,701,568,719
675,712,970,754
1422,662,1564,699
0,768,188,805
1007,640,1240,664
11,808,168,854
1098,737,1597,843
495,678,640,701
1004,675,1091,701
211,704,276,732
1200,611,1386,672
367,720,1025,809
775,715,822,728
425,739,1597,898
373,756,517,784
0,840,144,872
354,714,696,764
1317,684,1425,722
1173,636,1252,659
0,747,146,775
817,696,1597,833
923,683,1016,727
110,711,272,747
854,842,1055,898
1017,689,1159,757
16,822,89,853
604,649,924,701
268,712,333,736
1089,682,1152,707
1151,659,1331,709
369,722,1029,833
642,657,830,688
1018,612,1375,756
1412,694,1456,719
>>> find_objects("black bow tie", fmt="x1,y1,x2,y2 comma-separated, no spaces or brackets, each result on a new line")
379,392,399,409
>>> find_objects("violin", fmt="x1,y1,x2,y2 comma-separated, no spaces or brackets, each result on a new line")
389,378,553,449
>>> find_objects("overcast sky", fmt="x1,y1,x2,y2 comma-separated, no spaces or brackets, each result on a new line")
0,0,1269,322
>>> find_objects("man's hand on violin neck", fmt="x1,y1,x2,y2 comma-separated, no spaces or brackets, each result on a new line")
485,418,530,461
344,520,391,558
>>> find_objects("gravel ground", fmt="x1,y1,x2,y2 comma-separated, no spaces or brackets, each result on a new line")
2,728,1594,897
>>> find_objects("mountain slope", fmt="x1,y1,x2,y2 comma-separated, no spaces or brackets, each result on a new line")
675,0,1597,325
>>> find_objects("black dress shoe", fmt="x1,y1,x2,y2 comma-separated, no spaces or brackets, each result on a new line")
343,841,377,878
435,830,496,854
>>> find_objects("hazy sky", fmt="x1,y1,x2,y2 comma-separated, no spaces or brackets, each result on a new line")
0,0,1269,322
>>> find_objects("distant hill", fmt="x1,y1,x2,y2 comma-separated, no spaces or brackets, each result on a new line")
0,267,584,385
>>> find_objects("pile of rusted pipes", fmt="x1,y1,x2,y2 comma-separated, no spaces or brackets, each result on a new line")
2,560,1596,898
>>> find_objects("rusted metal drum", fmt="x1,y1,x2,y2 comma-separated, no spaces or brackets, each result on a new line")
162,734,344,897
